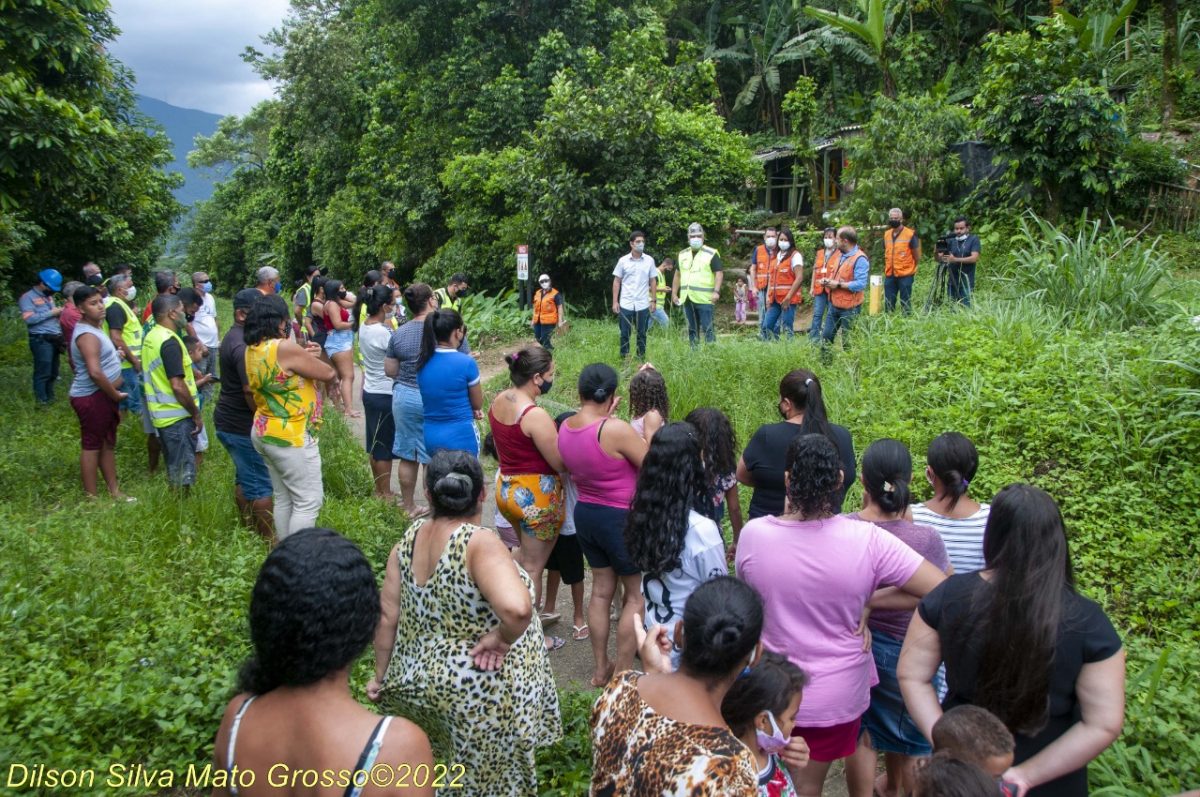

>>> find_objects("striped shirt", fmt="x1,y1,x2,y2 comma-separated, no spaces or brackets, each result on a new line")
910,503,991,574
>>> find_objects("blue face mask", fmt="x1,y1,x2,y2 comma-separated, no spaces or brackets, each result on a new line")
273,281,282,294
202,281,213,293
756,711,790,755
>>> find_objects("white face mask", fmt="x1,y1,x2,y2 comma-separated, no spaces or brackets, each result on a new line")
633,242,645,253
126,285,137,301
957,233,968,241
689,237,703,249
778,240,791,252
764,236,777,248
539,281,550,289
824,238,835,249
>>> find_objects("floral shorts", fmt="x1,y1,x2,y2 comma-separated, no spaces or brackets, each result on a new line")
495,472,565,542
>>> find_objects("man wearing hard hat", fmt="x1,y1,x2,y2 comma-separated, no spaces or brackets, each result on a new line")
671,222,724,347
20,268,65,405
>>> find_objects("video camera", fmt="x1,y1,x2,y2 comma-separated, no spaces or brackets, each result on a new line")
934,235,952,256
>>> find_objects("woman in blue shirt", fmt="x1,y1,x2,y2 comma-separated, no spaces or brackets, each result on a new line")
416,310,482,456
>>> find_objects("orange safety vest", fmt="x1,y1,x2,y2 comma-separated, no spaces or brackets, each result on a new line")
884,225,919,277
811,247,837,297
532,288,560,325
751,244,773,290
768,250,803,305
829,250,867,309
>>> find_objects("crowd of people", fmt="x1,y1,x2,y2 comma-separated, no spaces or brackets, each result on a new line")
20,256,1131,797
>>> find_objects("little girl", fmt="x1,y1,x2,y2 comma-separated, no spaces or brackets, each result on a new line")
721,651,810,796
734,277,749,323
628,363,669,443
684,407,743,551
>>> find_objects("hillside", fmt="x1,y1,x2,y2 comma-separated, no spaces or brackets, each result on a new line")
136,95,221,207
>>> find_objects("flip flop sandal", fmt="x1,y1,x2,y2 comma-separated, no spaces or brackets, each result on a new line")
540,611,562,625
544,635,566,653
572,624,590,641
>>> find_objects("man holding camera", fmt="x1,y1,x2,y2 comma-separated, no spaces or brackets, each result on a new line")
883,207,920,314
939,216,981,307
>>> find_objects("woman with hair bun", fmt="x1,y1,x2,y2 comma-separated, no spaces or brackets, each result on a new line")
371,450,560,796
736,434,946,797
846,439,952,797
488,345,566,651
590,576,763,795
911,432,990,574
212,528,434,796
557,362,648,687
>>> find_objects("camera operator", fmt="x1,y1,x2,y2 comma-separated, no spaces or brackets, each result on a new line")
937,216,981,307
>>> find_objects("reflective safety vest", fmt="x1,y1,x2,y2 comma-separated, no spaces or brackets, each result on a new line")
433,287,461,313
142,323,198,429
811,247,837,297
103,296,142,363
768,250,803,305
296,281,312,309
677,246,719,305
532,288,560,325
884,225,919,277
751,244,773,290
829,250,867,309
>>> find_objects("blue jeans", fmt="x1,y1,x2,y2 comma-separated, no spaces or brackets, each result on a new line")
533,322,556,349
28,334,61,404
216,430,274,501
884,275,914,313
119,365,143,414
757,288,770,335
618,307,649,358
809,293,830,341
762,301,797,340
682,300,715,346
822,305,861,348
648,306,670,328
948,263,975,307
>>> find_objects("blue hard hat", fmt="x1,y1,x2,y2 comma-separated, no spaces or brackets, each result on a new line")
38,269,63,292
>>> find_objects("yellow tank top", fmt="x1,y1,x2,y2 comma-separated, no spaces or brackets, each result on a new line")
246,339,323,447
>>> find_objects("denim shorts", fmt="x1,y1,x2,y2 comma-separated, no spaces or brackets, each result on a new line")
216,430,273,501
861,628,938,755
324,328,354,355
159,418,198,487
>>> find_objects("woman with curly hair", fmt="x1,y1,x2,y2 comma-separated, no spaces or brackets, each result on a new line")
212,528,434,796
684,407,743,548
628,363,669,442
736,433,946,797
625,422,728,654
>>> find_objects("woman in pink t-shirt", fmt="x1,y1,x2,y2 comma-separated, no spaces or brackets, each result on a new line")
735,433,946,797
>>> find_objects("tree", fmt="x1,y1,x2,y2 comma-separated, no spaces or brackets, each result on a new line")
804,0,898,97
1162,0,1179,122
0,0,181,289
975,17,1129,220
712,0,808,133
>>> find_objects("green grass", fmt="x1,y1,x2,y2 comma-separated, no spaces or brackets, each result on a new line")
2,264,1199,793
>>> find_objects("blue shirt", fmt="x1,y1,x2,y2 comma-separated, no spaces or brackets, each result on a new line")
19,288,61,336
840,247,871,293
417,348,481,455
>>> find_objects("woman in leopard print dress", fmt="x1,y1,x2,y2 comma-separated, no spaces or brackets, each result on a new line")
590,576,764,796
370,451,560,796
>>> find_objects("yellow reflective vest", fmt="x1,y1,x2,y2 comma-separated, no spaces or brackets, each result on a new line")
142,323,197,429
677,246,720,305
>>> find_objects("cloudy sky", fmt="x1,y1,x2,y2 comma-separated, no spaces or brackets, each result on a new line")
108,0,291,117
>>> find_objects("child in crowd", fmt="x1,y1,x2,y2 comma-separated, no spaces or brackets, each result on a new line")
931,706,1017,794
628,363,669,443
684,407,743,551
183,335,213,465
911,753,1000,797
541,411,587,640
720,651,811,796
734,277,749,324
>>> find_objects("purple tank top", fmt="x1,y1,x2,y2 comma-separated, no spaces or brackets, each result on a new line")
557,418,638,509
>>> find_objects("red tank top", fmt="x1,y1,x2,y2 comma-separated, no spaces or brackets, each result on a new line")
488,404,556,475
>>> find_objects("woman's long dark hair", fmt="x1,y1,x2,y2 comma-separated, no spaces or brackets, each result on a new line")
861,438,913,516
629,367,670,421
961,483,1074,735
352,270,382,332
417,309,463,370
244,295,292,345
322,279,346,325
779,369,834,442
355,284,392,331
625,422,705,577
926,432,979,509
783,433,842,518
402,283,433,316
684,407,737,493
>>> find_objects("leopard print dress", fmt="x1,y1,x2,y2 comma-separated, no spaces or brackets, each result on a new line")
379,521,561,796
590,671,758,796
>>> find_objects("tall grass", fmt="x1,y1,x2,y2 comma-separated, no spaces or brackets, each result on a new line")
1004,211,1171,330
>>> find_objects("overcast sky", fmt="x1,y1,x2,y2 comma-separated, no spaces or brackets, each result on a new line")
108,0,291,117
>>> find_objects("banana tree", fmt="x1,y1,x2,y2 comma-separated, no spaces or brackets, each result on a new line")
804,0,897,97
712,0,808,133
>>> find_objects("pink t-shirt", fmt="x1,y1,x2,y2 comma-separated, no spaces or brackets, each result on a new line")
735,514,924,727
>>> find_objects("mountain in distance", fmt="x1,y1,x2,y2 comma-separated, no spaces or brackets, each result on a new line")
136,95,222,207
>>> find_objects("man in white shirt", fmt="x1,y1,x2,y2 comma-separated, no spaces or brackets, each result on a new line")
612,230,659,360
191,271,220,383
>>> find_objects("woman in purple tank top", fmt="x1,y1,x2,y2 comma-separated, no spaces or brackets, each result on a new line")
557,363,648,687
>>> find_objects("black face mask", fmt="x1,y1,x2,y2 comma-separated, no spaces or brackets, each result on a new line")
185,312,195,322
539,379,554,396
455,287,470,298
86,274,104,286
338,291,348,300
888,219,902,228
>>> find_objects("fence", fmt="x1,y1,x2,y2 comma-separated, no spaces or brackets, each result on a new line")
1144,182,1200,232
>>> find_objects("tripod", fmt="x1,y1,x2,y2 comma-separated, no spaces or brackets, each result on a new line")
924,255,952,312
